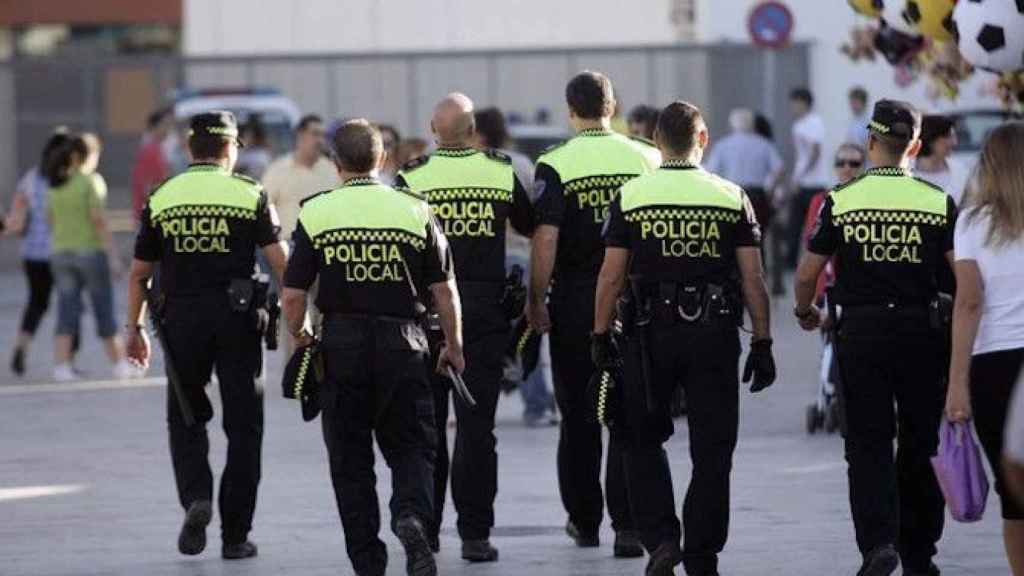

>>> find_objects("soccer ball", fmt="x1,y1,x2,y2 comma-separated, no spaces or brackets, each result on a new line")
848,0,882,17
953,0,1024,73
904,0,958,42
880,0,925,35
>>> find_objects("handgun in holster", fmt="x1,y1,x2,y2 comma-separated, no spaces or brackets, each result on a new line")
501,264,527,321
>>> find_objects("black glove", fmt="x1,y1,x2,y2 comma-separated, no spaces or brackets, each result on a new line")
590,331,619,369
742,338,776,393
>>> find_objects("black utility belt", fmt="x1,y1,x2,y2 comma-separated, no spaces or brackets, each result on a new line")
323,312,420,325
838,298,948,331
626,282,739,328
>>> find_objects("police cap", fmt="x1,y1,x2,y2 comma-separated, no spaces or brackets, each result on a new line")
189,110,244,147
282,341,322,422
867,99,921,141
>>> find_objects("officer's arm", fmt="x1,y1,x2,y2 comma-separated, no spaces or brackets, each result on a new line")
796,195,837,313
282,287,308,338
594,248,629,334
510,175,536,238
737,247,772,341
795,253,829,313
282,222,318,338
430,280,464,353
126,259,156,328
529,225,558,307
262,242,289,286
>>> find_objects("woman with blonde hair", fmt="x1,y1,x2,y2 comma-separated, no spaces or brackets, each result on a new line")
946,122,1024,575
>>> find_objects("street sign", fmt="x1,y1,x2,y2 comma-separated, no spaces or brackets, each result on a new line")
748,1,795,49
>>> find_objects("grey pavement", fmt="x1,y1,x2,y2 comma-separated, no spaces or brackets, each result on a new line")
0,238,1008,575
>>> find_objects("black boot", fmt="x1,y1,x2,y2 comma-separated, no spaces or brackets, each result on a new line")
177,500,212,556
222,540,258,560
395,516,437,576
614,530,645,558
11,347,25,377
461,539,499,562
857,545,899,576
646,542,683,576
566,520,600,548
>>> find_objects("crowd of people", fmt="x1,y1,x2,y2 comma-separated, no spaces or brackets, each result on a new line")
6,69,1024,576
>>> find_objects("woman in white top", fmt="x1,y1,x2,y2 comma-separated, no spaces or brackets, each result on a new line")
946,122,1024,575
915,115,970,206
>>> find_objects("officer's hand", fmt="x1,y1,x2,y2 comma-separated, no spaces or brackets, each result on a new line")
437,344,466,375
743,338,776,393
944,377,972,423
527,300,552,334
590,331,619,369
796,305,822,331
293,330,314,349
126,327,151,369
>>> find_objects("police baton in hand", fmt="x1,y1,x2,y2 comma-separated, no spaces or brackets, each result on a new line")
446,366,477,409
143,279,196,427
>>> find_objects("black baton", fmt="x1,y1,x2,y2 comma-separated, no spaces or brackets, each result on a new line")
446,366,477,409
143,280,195,427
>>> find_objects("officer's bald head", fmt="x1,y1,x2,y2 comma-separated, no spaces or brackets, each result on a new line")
432,93,476,146
331,119,383,174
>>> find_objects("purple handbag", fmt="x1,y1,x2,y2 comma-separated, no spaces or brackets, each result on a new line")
930,419,989,523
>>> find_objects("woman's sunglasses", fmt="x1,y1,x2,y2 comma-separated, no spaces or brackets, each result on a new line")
834,158,863,169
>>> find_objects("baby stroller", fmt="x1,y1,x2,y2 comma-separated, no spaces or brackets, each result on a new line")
806,327,843,435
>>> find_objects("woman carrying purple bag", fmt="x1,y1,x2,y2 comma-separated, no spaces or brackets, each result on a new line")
946,122,1024,575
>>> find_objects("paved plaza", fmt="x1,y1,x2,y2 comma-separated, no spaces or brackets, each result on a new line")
0,241,1007,575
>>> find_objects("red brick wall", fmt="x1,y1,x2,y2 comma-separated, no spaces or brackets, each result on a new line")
0,0,181,25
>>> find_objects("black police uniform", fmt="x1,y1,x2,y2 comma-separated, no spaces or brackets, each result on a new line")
603,160,761,575
534,128,661,538
807,165,955,573
134,141,280,546
284,176,453,576
396,147,534,545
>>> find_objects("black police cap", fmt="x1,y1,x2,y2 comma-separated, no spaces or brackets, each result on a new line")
281,341,322,422
867,99,921,140
189,110,244,146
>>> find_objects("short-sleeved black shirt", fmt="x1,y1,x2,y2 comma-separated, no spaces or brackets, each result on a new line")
806,167,956,307
134,163,279,296
605,163,760,295
283,178,454,319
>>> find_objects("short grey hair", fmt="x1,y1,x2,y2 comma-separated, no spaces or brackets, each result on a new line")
729,108,754,133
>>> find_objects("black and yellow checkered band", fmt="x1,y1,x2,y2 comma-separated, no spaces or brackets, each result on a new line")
343,177,379,187
866,167,912,178
311,228,426,251
623,207,742,224
188,127,239,138
564,174,635,193
662,160,699,169
868,120,890,135
435,147,476,158
426,187,512,203
577,128,613,137
151,204,256,222
832,210,947,226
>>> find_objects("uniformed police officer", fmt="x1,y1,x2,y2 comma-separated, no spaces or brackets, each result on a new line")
395,93,534,562
124,111,287,560
795,100,954,576
281,119,462,576
594,102,776,576
527,70,661,556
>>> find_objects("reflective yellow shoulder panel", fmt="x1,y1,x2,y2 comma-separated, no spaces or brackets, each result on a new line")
538,132,661,184
149,168,261,220
830,175,948,217
620,169,744,213
298,184,430,242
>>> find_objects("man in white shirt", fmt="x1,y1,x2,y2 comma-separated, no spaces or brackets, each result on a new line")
845,87,871,147
786,88,829,270
262,114,340,351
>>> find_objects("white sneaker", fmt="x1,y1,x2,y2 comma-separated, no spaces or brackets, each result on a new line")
53,364,78,382
114,360,143,380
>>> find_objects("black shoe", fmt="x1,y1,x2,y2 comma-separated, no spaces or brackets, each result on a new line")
857,545,899,576
645,542,683,576
427,533,440,554
566,520,600,548
461,539,499,562
395,516,437,576
177,500,212,556
614,530,645,558
10,347,24,377
222,540,258,560
903,562,940,576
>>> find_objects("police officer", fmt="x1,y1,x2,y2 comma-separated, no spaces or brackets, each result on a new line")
395,93,534,562
795,100,954,576
281,119,462,576
124,111,287,560
527,70,661,556
594,102,776,576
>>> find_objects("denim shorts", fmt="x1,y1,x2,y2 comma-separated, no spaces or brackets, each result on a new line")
51,250,117,338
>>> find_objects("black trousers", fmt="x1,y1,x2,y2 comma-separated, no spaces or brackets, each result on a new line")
163,293,263,545
320,316,437,576
969,348,1024,520
429,295,507,541
550,286,631,535
621,322,740,575
20,259,53,335
835,310,945,572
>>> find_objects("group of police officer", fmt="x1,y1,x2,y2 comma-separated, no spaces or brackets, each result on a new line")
122,70,955,576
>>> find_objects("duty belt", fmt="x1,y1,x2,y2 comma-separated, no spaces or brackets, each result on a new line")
323,312,419,325
634,280,738,326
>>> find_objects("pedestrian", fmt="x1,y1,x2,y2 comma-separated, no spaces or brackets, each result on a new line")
46,133,133,382
787,87,829,271
396,138,430,167
4,129,71,376
627,105,659,141
795,100,956,576
527,70,661,557
846,86,871,147
944,122,1024,576
704,108,784,251
378,123,402,185
914,114,970,206
132,108,172,221
473,105,558,426
262,114,339,351
282,119,461,576
396,93,535,562
593,101,776,576
124,111,288,560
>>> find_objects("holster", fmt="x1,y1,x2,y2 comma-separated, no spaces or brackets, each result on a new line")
501,265,527,321
626,277,656,413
